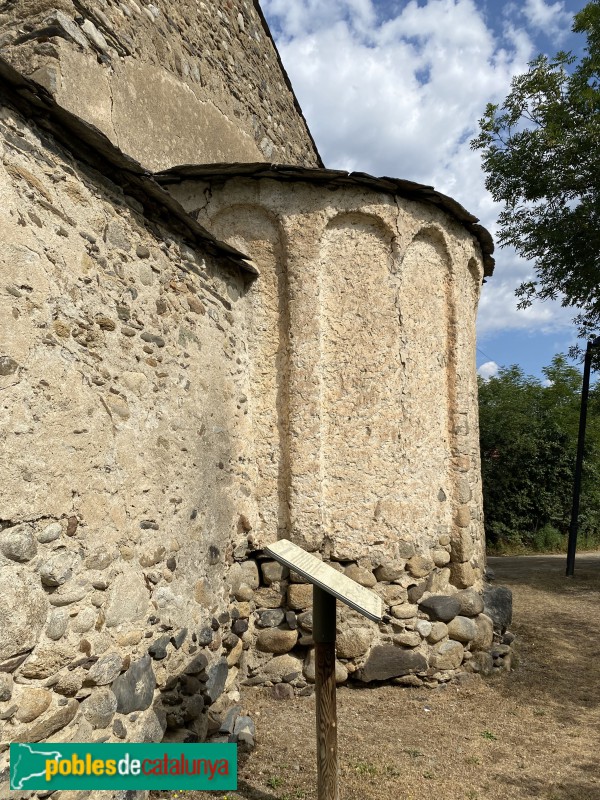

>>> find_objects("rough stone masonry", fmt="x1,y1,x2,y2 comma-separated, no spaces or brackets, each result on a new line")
0,1,512,796
0,0,321,170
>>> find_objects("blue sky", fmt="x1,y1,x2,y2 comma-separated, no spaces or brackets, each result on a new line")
261,0,590,380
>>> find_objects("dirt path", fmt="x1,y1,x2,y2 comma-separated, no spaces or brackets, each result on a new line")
161,553,600,800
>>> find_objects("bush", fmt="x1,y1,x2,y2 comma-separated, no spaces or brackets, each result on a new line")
530,525,566,553
479,356,600,553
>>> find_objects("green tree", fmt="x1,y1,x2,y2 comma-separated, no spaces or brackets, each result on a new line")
478,356,600,551
471,1,600,352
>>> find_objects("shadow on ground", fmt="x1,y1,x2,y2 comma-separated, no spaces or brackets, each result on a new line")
153,554,600,800
488,553,600,720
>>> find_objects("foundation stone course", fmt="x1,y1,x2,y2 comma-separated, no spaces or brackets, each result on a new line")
256,627,298,655
447,615,477,643
419,595,461,622
336,627,375,659
357,645,428,682
427,622,449,643
431,641,465,670
391,603,419,620
304,651,348,685
483,586,514,633
263,654,303,683
471,614,495,651
455,588,485,616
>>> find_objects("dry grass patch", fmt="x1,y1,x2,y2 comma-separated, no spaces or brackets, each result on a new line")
154,553,600,800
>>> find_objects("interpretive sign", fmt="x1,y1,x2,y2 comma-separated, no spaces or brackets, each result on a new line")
265,539,383,622
265,539,385,800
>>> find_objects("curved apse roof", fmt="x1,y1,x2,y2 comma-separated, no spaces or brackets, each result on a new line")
156,162,495,277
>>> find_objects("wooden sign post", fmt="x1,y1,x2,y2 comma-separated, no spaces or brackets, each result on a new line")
265,539,384,800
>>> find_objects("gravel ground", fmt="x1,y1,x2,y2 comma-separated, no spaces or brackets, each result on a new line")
154,552,600,800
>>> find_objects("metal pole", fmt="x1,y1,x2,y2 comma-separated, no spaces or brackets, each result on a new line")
566,341,594,576
313,585,338,800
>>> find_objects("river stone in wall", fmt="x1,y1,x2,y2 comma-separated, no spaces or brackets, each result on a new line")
430,640,464,670
82,687,118,729
14,687,52,723
0,565,48,661
20,644,72,679
454,589,485,617
105,573,150,627
471,614,494,651
12,698,79,743
356,645,428,682
0,524,37,562
39,549,80,587
418,594,461,622
256,627,298,654
336,627,374,658
483,586,513,633
87,653,124,686
205,659,229,703
112,655,156,714
447,615,477,643
263,654,303,682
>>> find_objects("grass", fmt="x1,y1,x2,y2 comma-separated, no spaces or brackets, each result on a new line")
384,764,401,777
353,761,378,776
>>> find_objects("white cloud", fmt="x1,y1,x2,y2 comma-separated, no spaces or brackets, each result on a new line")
261,0,578,339
478,360,499,380
477,280,575,336
263,0,375,38
267,0,533,199
476,247,575,336
521,0,572,38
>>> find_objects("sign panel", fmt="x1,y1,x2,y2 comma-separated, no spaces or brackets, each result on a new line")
265,539,383,622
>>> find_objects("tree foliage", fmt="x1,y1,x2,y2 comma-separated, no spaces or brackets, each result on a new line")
478,356,600,551
471,1,600,351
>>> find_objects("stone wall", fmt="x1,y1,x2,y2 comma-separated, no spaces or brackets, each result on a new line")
0,92,259,786
0,4,512,779
0,0,321,171
0,79,508,768
153,171,508,689
165,174,486,563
